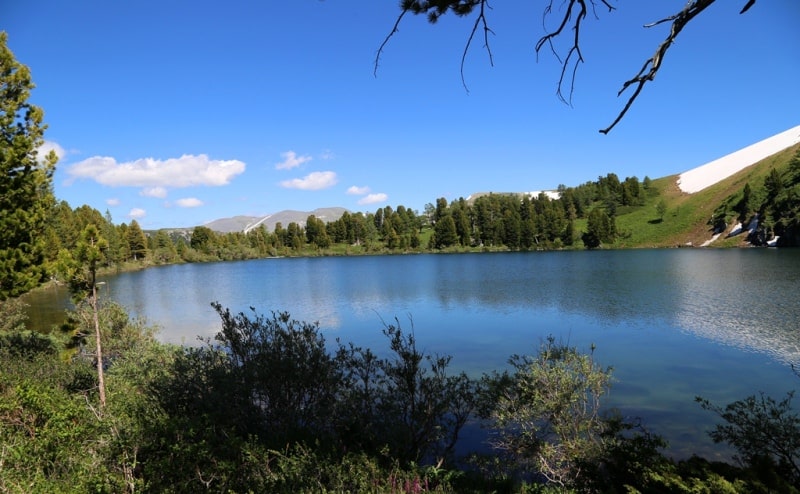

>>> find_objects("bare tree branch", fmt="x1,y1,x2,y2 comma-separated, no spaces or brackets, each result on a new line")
536,1,615,106
374,7,410,78
460,0,494,92
377,0,758,134
599,0,715,134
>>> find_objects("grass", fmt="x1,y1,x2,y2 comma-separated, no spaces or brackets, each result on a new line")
611,143,800,249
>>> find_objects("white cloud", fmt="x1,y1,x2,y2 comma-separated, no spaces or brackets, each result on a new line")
140,186,168,198
106,198,120,206
128,208,146,219
358,193,388,205
347,185,370,195
279,171,338,190
275,151,312,170
36,140,66,163
67,154,246,188
175,197,204,208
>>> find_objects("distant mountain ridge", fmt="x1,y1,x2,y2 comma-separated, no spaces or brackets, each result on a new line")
202,207,349,233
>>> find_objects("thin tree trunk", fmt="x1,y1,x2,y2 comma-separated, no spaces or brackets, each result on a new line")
92,262,106,409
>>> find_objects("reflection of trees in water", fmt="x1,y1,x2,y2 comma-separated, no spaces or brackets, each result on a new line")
21,283,73,331
31,250,800,366
429,250,800,366
432,251,680,322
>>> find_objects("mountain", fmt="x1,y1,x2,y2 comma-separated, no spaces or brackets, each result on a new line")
203,207,349,233
201,215,260,233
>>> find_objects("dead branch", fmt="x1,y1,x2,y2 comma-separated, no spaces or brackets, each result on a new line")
535,0,586,105
599,0,716,134
375,1,493,92
377,1,757,134
537,1,615,105
459,0,494,92
374,8,410,78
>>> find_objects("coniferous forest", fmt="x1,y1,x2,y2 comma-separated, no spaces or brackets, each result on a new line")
4,31,800,493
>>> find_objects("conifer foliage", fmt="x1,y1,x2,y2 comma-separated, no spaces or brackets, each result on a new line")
0,32,56,299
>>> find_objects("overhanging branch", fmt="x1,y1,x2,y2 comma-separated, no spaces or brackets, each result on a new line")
599,0,716,134
535,1,615,106
377,1,757,134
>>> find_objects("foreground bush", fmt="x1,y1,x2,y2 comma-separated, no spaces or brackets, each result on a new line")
3,300,800,492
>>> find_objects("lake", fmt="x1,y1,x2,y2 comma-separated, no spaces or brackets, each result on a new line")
26,248,800,459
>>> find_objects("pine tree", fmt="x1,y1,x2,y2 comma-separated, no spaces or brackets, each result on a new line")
0,33,57,299
126,220,148,261
433,215,458,248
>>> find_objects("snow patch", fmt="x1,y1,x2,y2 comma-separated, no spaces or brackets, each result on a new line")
700,233,721,247
524,190,561,200
677,125,800,194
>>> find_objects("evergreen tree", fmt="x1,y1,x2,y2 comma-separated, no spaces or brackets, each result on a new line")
563,219,576,246
451,199,472,246
433,215,458,248
0,33,57,299
737,183,754,221
502,209,521,249
286,222,304,250
582,208,615,249
190,226,215,254
273,222,286,248
102,209,122,266
152,230,177,263
116,223,131,261
764,168,784,200
305,215,331,248
126,220,148,260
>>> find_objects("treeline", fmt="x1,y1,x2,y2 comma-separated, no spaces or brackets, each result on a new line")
428,173,650,251
2,299,799,493
34,173,653,281
34,203,427,271
189,205,425,259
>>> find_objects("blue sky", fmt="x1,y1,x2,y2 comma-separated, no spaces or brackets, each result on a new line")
5,1,799,229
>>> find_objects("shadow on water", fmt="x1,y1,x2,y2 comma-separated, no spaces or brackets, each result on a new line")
21,282,73,332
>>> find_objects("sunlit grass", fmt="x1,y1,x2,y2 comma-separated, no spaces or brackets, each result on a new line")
611,143,800,248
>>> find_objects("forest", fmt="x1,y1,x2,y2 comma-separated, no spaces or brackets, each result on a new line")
36,171,643,271
3,28,800,493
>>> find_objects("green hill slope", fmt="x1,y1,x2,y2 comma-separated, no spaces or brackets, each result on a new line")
613,143,800,248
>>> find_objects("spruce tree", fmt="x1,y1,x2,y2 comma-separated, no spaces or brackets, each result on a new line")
0,32,56,299
126,219,148,261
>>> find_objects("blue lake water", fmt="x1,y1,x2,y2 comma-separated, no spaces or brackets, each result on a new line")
27,248,800,459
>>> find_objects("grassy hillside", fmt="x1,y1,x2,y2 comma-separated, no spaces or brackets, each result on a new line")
611,143,800,248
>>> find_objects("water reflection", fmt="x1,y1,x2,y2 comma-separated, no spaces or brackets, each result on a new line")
669,249,800,365
28,250,800,365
